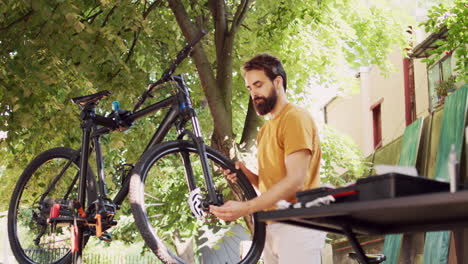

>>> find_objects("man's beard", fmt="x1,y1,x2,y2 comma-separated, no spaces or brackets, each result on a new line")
253,85,278,116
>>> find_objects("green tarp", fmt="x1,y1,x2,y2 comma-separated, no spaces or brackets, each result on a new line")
382,234,404,264
434,85,468,181
382,117,424,264
423,232,451,264
423,84,468,264
398,118,425,167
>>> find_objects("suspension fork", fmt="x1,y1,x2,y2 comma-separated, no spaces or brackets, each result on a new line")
190,112,222,206
175,74,222,206
177,126,222,207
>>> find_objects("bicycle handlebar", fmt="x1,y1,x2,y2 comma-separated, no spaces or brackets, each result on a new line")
133,29,207,112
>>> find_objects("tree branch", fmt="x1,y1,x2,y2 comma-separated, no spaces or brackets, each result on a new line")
190,0,205,29
125,30,140,63
0,9,34,33
209,0,228,67
35,4,59,38
143,0,164,19
125,0,164,62
107,0,162,76
101,5,117,27
231,0,252,34
81,4,103,24
227,19,252,31
34,21,48,39
83,10,103,24
110,68,122,81
168,0,232,151
207,0,217,22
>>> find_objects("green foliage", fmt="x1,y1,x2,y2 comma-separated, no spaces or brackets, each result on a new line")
320,125,372,186
0,0,189,209
421,0,468,82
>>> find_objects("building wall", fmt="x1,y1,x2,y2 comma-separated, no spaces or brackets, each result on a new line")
325,48,411,157
414,58,430,117
325,94,363,150
367,49,407,155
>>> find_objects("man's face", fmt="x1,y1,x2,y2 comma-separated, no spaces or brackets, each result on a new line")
244,69,278,116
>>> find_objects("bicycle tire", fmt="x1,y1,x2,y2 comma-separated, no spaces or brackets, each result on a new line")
129,140,266,264
8,147,94,264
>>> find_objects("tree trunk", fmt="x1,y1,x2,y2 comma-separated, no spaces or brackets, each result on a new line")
168,0,233,156
240,98,264,151
168,0,255,157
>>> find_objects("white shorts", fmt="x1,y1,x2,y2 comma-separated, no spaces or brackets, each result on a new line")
263,223,326,264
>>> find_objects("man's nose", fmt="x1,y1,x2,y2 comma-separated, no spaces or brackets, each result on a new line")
250,90,258,99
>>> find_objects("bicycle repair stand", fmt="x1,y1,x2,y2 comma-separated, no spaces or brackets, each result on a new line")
342,225,385,264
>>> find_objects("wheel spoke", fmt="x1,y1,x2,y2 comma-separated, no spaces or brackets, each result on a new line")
148,214,163,218
145,203,164,207
144,192,159,201
40,158,75,202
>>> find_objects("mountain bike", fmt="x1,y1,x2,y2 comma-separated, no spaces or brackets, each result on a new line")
8,30,266,264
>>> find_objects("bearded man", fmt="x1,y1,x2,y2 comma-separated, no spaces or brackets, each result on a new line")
210,53,326,263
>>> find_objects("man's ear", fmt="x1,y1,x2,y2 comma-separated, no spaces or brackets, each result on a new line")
274,76,283,90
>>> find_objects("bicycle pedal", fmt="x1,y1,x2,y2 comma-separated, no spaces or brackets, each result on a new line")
98,232,112,242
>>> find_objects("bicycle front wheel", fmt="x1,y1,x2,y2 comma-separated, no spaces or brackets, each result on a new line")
129,140,266,264
8,147,94,264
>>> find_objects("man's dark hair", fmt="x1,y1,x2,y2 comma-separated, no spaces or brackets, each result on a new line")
242,53,287,91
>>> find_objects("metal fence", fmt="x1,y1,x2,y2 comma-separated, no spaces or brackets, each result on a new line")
24,248,69,263
21,248,161,264
84,253,162,264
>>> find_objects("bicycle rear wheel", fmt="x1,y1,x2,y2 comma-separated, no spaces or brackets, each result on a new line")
8,147,94,264
129,140,266,264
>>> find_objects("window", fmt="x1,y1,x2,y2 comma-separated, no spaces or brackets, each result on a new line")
370,99,383,150
428,54,452,110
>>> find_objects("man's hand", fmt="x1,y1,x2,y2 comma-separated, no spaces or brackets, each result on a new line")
221,161,244,183
209,200,252,221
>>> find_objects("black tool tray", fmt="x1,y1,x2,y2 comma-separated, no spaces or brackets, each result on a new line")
356,173,449,201
296,185,358,204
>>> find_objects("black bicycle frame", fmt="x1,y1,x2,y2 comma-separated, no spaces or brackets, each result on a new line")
76,75,221,214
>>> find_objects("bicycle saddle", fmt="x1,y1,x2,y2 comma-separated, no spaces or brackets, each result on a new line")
348,252,386,264
72,90,112,106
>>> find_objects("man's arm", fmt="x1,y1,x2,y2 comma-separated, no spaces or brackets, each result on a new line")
210,149,311,221
239,162,260,188
246,149,311,213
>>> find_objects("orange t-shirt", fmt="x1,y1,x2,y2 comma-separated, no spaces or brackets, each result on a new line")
257,103,321,203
